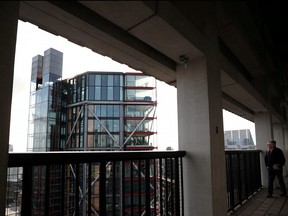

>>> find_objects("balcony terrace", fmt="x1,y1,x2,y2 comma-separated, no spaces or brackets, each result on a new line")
2,2,288,215
229,178,288,216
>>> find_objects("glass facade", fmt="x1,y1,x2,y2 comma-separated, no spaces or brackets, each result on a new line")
86,73,123,101
27,48,65,215
27,48,157,215
63,72,157,214
64,72,157,151
27,49,63,152
123,74,156,149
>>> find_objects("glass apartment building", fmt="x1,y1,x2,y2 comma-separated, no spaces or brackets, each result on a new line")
26,48,157,215
27,48,64,152
63,72,157,151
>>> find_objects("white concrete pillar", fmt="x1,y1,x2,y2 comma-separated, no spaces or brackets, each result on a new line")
0,2,19,214
274,123,287,176
254,112,273,187
177,56,227,215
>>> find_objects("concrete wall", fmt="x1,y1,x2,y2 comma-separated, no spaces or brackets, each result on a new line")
0,2,19,214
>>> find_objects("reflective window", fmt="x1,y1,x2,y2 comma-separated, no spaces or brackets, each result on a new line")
114,105,120,117
101,75,108,86
95,87,101,100
84,74,124,101
95,105,101,117
108,87,113,100
107,105,113,117
114,75,121,86
95,75,101,86
88,74,95,86
113,86,120,100
108,75,113,86
113,120,119,132
101,105,107,117
101,86,107,100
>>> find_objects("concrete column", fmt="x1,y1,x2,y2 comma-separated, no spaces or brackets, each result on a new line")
255,112,273,187
177,56,226,215
0,2,19,214
274,123,287,176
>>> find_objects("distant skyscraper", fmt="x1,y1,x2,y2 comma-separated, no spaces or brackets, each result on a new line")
27,48,157,215
28,48,63,152
224,129,255,149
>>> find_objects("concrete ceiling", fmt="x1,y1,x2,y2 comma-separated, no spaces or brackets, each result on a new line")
18,1,288,124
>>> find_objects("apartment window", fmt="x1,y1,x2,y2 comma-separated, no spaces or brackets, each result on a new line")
86,74,123,101
95,87,101,100
107,87,113,100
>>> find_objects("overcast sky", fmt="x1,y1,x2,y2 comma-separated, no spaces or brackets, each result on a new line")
9,20,255,152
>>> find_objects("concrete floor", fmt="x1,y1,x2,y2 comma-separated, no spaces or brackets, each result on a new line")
229,177,288,216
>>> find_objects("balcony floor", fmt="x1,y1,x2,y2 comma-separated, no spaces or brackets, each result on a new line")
229,176,288,216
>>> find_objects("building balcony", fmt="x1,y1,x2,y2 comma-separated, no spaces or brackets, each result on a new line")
6,150,263,215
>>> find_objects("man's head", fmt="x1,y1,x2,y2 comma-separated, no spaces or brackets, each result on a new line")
267,140,276,150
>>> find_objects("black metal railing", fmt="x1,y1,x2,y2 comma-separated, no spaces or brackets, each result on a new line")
225,150,262,212
7,151,186,216
6,150,262,215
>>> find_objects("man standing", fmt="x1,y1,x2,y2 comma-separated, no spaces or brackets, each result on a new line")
265,140,287,198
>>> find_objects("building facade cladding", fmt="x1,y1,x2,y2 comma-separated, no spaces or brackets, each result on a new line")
64,71,157,151
224,129,255,149
27,48,157,215
28,48,63,152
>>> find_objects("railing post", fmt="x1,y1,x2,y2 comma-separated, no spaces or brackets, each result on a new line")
165,158,168,216
153,159,157,215
180,157,184,216
256,152,262,188
75,164,79,216
88,163,91,216
21,166,32,216
130,160,133,215
159,158,163,215
121,161,125,215
138,160,142,214
237,153,242,204
61,164,65,215
145,159,150,216
174,157,180,216
99,161,106,215
243,152,248,198
228,153,235,210
112,161,116,215
169,157,174,215
45,166,50,216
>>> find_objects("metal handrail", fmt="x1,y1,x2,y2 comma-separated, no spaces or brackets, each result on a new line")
8,150,186,167
7,150,186,216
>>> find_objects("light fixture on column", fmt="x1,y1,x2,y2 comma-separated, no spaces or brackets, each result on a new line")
179,55,189,68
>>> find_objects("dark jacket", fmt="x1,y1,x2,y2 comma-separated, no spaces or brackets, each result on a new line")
265,147,286,168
